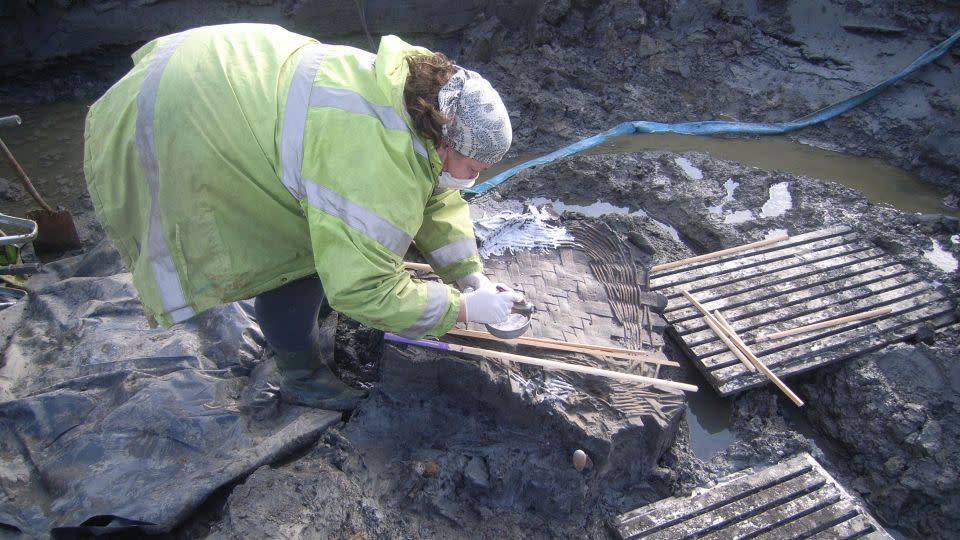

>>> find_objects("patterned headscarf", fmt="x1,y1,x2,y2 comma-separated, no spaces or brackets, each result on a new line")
437,68,512,165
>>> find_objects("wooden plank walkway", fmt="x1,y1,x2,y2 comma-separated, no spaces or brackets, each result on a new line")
611,453,893,540
650,226,957,396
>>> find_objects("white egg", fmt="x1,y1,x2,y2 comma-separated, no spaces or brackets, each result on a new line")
573,449,588,471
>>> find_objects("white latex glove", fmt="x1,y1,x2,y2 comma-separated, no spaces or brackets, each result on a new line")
456,272,492,292
491,283,525,304
461,285,517,324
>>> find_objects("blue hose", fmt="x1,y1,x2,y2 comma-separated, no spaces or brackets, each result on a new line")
467,28,960,195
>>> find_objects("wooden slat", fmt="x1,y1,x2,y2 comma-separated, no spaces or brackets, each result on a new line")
654,227,957,396
403,262,433,272
713,309,957,396
615,459,816,538
698,288,948,368
753,499,869,540
650,226,850,284
651,229,858,291
612,453,893,540
758,306,893,342
683,279,932,352
664,256,905,323
651,234,790,273
445,327,679,366
660,242,883,303
643,471,826,540
683,291,802,405
699,486,842,539
674,268,917,340
806,513,890,540
668,262,910,330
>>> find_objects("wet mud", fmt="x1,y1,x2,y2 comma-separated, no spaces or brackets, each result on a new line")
1,1,958,538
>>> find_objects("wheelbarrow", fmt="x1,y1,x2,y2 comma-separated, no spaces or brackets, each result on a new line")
0,212,40,310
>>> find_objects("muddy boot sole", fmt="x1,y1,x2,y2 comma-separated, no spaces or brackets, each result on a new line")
278,379,367,411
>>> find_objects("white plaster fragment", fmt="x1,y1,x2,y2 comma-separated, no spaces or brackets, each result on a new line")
474,204,575,258
766,228,789,239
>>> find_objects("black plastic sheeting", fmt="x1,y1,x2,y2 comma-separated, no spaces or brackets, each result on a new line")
0,241,340,536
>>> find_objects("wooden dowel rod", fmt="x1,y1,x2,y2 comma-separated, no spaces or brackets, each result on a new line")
669,289,753,373
404,262,433,272
757,306,893,341
651,235,789,273
505,333,661,357
712,310,756,372
681,290,803,406
685,295,755,373
384,333,698,393
517,336,676,365
446,327,680,367
714,315,804,407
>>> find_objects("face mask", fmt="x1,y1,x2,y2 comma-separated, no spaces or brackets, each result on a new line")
437,170,479,190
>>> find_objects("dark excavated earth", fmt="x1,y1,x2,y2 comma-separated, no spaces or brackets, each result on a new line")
1,1,958,539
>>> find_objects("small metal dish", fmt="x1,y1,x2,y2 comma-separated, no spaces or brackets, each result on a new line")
485,300,535,339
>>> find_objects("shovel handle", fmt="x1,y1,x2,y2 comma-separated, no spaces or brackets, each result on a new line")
0,136,54,213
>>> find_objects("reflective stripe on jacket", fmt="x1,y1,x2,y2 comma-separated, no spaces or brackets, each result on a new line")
83,24,482,337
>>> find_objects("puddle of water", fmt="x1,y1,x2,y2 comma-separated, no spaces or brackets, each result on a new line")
526,197,682,242
722,178,738,201
724,209,755,224
5,101,955,224
759,182,793,218
707,178,739,216
527,197,632,218
707,179,793,224
923,238,958,273
482,132,959,218
673,156,703,180
589,133,959,217
685,370,735,460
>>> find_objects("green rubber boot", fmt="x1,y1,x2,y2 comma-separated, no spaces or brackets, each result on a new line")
275,350,367,411
274,314,366,411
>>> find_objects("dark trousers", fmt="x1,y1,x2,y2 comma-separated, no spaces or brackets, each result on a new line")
254,275,327,353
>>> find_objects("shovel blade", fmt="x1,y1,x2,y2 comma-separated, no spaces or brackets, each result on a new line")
26,207,82,255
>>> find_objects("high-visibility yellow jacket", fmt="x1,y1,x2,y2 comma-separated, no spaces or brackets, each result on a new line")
83,24,481,337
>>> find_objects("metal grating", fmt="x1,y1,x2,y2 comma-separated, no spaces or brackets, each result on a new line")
650,226,957,396
611,453,893,540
